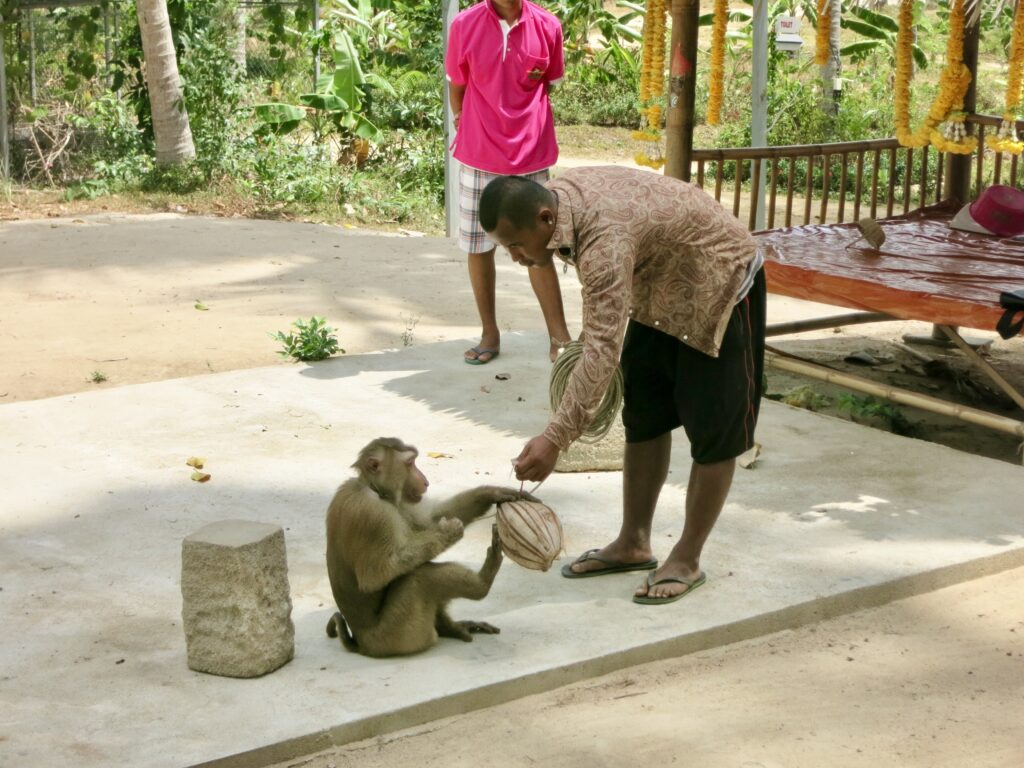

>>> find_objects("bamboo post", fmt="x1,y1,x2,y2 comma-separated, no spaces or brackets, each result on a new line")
766,312,893,337
312,0,320,90
765,350,1024,440
0,24,8,178
922,12,978,346
936,325,1024,411
944,8,979,204
442,0,459,238
29,8,37,104
665,0,699,181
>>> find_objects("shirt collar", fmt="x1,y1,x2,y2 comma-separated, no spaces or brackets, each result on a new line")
546,190,576,262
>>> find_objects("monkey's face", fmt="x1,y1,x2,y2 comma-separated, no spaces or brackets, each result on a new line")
402,456,429,505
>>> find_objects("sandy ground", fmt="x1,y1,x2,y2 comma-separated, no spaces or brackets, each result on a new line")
271,566,1024,768
2,212,1022,766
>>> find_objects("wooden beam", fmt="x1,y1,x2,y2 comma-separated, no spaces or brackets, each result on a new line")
944,7,979,204
665,0,698,181
0,23,8,178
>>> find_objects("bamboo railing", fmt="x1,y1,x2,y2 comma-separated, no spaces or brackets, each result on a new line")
691,114,1024,231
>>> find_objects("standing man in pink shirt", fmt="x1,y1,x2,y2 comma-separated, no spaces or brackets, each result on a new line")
446,0,572,365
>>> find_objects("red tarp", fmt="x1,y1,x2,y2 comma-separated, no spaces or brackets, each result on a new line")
757,204,1024,335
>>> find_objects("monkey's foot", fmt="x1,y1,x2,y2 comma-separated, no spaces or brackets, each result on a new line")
457,620,500,636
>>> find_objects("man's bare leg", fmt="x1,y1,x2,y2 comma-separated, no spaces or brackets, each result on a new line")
566,432,671,574
465,248,500,363
527,262,572,362
634,457,735,600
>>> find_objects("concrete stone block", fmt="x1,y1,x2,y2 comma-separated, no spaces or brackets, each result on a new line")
181,520,295,678
555,417,625,473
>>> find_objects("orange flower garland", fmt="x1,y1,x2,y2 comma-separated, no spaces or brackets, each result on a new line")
894,0,974,154
989,0,1024,155
634,0,668,169
707,0,728,125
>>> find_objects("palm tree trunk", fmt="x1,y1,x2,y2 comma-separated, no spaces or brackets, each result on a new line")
819,0,842,115
232,5,247,73
136,0,195,166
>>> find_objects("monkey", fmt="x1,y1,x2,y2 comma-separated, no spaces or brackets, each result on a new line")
325,437,533,658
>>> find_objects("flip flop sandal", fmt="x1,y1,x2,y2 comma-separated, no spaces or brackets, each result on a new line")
632,571,707,605
464,346,500,365
561,548,659,579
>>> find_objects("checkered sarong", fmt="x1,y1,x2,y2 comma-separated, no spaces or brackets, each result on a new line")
458,165,550,254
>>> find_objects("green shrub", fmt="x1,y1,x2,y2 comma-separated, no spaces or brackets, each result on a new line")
271,317,343,362
553,62,640,127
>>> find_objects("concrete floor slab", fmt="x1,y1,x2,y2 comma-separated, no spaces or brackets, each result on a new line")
1,333,1022,768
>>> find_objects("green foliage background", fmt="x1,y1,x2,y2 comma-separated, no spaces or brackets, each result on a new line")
0,0,1018,230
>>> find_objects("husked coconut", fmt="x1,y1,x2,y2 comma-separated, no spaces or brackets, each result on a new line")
495,499,563,571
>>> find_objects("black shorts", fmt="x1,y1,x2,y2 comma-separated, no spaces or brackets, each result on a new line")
621,268,766,464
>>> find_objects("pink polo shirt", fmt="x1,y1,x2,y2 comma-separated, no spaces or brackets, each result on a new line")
445,0,563,175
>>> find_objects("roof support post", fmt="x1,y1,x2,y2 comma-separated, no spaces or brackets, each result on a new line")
664,0,699,181
944,7,980,205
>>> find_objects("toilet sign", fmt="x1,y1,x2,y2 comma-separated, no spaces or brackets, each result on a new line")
775,15,803,54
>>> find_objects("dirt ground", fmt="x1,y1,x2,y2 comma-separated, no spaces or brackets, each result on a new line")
272,566,1024,768
2,202,1022,766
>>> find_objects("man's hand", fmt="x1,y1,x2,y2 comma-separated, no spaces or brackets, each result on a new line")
513,435,560,482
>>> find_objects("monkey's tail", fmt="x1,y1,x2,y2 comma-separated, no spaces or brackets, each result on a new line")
326,611,358,653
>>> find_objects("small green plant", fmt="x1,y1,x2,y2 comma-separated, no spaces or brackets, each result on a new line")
777,385,831,411
270,316,344,362
400,314,420,347
837,393,916,436
90,370,107,383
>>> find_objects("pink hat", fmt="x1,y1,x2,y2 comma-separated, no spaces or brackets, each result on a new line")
969,185,1024,238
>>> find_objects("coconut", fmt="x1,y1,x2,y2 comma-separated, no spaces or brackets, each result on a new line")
495,499,564,572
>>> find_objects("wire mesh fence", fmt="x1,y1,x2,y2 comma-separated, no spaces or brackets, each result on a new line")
1,0,319,178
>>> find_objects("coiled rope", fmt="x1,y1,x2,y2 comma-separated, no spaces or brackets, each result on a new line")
548,340,624,444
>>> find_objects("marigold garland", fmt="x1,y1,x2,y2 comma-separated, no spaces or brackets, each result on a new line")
815,0,831,67
894,0,975,154
634,0,668,169
989,0,1024,155
707,0,728,125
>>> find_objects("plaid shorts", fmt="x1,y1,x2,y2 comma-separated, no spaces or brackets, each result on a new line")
458,165,550,254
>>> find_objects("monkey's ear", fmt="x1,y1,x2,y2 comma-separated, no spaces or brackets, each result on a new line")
364,456,382,475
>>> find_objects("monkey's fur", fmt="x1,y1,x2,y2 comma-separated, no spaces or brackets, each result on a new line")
325,437,531,657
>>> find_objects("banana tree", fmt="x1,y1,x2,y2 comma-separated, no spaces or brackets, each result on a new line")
255,27,394,159
841,2,928,70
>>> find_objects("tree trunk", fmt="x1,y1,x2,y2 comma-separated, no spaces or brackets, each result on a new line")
136,0,195,166
232,6,247,73
819,0,842,115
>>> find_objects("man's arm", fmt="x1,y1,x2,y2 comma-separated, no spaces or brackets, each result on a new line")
514,240,635,482
449,82,466,127
545,21,565,94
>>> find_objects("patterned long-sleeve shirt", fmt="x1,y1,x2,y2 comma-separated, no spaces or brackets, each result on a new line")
542,166,758,451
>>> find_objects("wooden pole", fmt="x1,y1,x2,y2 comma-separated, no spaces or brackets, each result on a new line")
944,6,979,205
765,351,1024,440
927,6,980,344
442,0,460,238
312,0,320,90
0,24,8,178
664,0,699,181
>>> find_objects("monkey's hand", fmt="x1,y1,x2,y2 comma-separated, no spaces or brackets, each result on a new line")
438,516,464,545
430,486,539,524
478,485,541,505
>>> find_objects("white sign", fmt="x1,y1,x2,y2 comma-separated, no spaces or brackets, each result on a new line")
775,15,803,54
